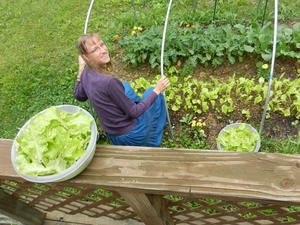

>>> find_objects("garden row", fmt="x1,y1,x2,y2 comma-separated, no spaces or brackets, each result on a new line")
119,22,300,71
130,73,300,120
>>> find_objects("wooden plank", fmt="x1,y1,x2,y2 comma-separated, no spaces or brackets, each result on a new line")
0,190,45,225
2,139,300,203
0,139,18,178
75,145,300,203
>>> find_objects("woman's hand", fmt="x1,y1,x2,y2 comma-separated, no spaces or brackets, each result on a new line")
79,55,86,67
77,55,86,81
153,75,170,95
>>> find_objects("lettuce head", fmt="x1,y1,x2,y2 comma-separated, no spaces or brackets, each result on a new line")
14,106,93,176
217,123,260,152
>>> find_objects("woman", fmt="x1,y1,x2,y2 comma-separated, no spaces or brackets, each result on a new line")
74,33,170,147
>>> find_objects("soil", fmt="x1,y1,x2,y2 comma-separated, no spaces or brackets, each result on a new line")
110,49,300,149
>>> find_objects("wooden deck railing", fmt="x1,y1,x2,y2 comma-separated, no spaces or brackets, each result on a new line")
1,139,300,225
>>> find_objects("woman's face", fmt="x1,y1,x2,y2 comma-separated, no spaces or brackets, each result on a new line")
84,38,110,66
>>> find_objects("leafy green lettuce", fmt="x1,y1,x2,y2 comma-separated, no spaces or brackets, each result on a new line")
217,123,260,152
14,106,93,176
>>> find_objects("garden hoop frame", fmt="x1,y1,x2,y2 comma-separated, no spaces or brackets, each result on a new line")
84,0,96,120
83,0,278,143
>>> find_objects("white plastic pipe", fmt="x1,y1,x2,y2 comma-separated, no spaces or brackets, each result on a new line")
84,0,96,118
84,0,95,34
161,0,175,139
259,0,278,136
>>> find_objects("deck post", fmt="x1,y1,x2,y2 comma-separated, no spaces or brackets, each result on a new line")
149,194,174,225
119,191,174,225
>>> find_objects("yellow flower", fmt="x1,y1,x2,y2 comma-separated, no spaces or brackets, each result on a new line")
137,27,143,31
131,31,136,36
177,60,181,67
197,122,202,127
133,26,138,30
202,122,206,126
200,130,205,134
191,120,196,127
262,64,268,69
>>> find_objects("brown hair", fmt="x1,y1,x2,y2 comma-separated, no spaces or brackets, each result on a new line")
77,33,100,56
77,33,112,74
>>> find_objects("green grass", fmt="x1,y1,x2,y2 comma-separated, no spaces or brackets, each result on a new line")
0,0,299,144
260,131,300,154
0,0,129,138
0,0,86,138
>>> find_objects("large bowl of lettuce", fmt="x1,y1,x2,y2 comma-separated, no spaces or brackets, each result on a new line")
11,105,98,183
216,123,260,152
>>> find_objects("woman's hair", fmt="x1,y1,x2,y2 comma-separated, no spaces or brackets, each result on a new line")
77,33,100,55
77,33,113,74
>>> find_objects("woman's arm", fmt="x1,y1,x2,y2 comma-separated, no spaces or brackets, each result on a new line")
108,77,169,118
74,81,88,101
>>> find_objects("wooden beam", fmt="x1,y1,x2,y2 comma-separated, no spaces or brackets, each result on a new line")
119,191,172,225
2,139,300,203
0,190,45,225
75,145,300,203
150,195,174,225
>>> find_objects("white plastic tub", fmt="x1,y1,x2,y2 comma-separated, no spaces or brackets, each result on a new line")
11,105,98,183
217,123,261,152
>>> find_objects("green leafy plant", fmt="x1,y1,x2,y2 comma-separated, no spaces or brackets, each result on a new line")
162,115,209,149
242,109,251,120
278,216,296,222
179,113,193,125
131,75,300,120
222,204,239,211
119,22,300,71
239,212,257,218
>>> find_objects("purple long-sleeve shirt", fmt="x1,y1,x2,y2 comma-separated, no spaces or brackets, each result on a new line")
74,67,158,136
